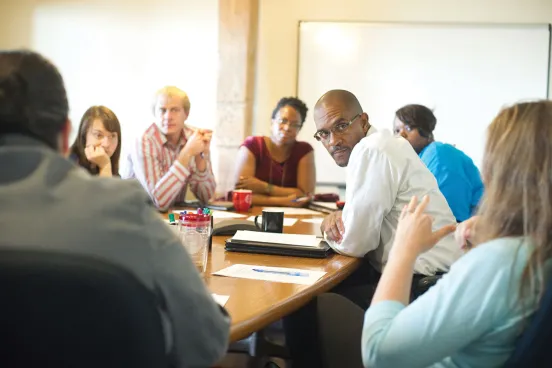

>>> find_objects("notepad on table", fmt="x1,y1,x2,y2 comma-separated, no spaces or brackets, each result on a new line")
301,218,324,224
311,201,338,211
232,230,321,247
212,293,230,306
213,264,326,285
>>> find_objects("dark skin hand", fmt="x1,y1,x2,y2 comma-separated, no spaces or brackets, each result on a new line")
321,210,344,243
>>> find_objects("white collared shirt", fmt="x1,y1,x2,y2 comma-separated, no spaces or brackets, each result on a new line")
326,126,461,275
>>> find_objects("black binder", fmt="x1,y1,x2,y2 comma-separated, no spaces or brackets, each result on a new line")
224,238,333,259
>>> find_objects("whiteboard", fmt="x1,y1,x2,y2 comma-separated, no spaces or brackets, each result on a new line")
297,22,551,185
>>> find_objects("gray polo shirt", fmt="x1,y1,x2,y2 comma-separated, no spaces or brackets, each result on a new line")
0,134,230,368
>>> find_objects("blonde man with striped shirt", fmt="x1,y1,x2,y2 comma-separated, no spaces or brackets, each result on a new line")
125,86,216,210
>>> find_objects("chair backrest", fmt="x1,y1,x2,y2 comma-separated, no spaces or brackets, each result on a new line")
504,277,552,367
0,247,169,368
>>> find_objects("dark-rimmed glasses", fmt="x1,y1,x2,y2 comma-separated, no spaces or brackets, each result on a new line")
313,114,361,142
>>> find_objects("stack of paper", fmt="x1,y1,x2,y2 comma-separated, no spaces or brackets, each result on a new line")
232,230,321,247
213,264,326,285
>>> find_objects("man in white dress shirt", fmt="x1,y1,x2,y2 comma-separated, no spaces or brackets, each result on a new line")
284,90,460,367
315,89,460,275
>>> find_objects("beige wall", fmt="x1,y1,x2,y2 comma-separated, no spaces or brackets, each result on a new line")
0,0,219,181
254,0,552,137
2,0,552,166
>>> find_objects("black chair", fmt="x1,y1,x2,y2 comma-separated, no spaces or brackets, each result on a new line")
504,277,552,367
0,247,170,368
316,274,444,368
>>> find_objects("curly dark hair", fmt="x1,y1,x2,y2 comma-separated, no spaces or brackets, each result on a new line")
271,97,309,126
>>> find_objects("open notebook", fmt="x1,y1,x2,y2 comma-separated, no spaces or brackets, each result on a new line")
225,230,332,258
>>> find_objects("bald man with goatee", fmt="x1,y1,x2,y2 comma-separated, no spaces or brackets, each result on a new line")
283,90,460,367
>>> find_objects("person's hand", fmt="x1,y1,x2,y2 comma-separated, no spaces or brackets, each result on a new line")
391,196,456,259
85,145,110,169
235,176,267,194
180,130,207,160
455,216,479,251
321,210,344,243
198,129,213,155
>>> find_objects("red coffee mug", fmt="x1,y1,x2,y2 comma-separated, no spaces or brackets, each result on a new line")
232,189,253,212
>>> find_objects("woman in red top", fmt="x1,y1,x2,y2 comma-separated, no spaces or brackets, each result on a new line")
234,97,316,206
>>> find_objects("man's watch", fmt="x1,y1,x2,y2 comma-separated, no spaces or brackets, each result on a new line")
266,183,273,195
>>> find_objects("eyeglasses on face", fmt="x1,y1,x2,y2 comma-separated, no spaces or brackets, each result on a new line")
275,118,302,130
314,114,361,142
394,124,414,135
91,131,118,142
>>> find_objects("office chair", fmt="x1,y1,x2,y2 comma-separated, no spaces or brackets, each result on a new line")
504,276,552,367
316,274,443,368
0,247,170,368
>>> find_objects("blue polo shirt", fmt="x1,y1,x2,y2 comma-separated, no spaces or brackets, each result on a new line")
419,142,483,222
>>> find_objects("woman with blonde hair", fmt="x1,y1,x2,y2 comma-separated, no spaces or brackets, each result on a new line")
361,100,552,367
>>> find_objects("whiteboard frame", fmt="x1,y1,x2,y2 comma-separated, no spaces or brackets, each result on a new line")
296,21,552,186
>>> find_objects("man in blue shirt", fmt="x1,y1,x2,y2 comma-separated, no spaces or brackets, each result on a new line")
393,104,483,222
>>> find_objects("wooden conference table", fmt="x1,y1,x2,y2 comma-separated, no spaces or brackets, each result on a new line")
165,206,361,342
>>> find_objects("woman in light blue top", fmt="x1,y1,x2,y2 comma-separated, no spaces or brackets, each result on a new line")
393,104,483,222
364,100,552,368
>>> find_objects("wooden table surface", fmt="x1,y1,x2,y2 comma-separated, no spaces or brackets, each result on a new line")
166,206,360,342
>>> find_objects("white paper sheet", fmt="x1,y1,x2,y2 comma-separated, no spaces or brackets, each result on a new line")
212,293,230,306
301,218,324,224
232,230,321,247
311,201,338,210
246,216,298,227
213,264,326,285
262,207,322,216
173,210,246,219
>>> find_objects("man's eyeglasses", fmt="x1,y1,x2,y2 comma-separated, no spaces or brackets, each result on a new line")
314,114,361,142
275,118,302,130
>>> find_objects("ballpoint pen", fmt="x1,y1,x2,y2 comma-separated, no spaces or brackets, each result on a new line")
252,268,309,277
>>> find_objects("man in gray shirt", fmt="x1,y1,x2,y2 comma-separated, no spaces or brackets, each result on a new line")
0,50,230,367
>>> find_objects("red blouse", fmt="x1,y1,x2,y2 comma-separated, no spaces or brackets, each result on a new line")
242,136,313,188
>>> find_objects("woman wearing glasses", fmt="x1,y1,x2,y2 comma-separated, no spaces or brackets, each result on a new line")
393,104,483,222
69,106,121,177
234,97,315,206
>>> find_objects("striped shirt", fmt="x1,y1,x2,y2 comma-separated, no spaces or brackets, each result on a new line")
124,123,216,210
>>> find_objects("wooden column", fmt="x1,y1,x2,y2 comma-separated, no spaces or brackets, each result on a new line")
215,0,259,195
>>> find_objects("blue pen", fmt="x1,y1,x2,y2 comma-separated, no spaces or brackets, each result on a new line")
252,268,309,277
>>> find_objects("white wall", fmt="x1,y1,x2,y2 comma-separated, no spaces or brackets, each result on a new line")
0,0,219,175
3,0,552,184
254,0,552,168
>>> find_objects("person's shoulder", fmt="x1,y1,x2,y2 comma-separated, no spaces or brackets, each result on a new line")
242,135,263,146
67,172,153,216
458,237,529,274
138,123,161,143
293,140,314,156
241,136,265,156
358,128,417,162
